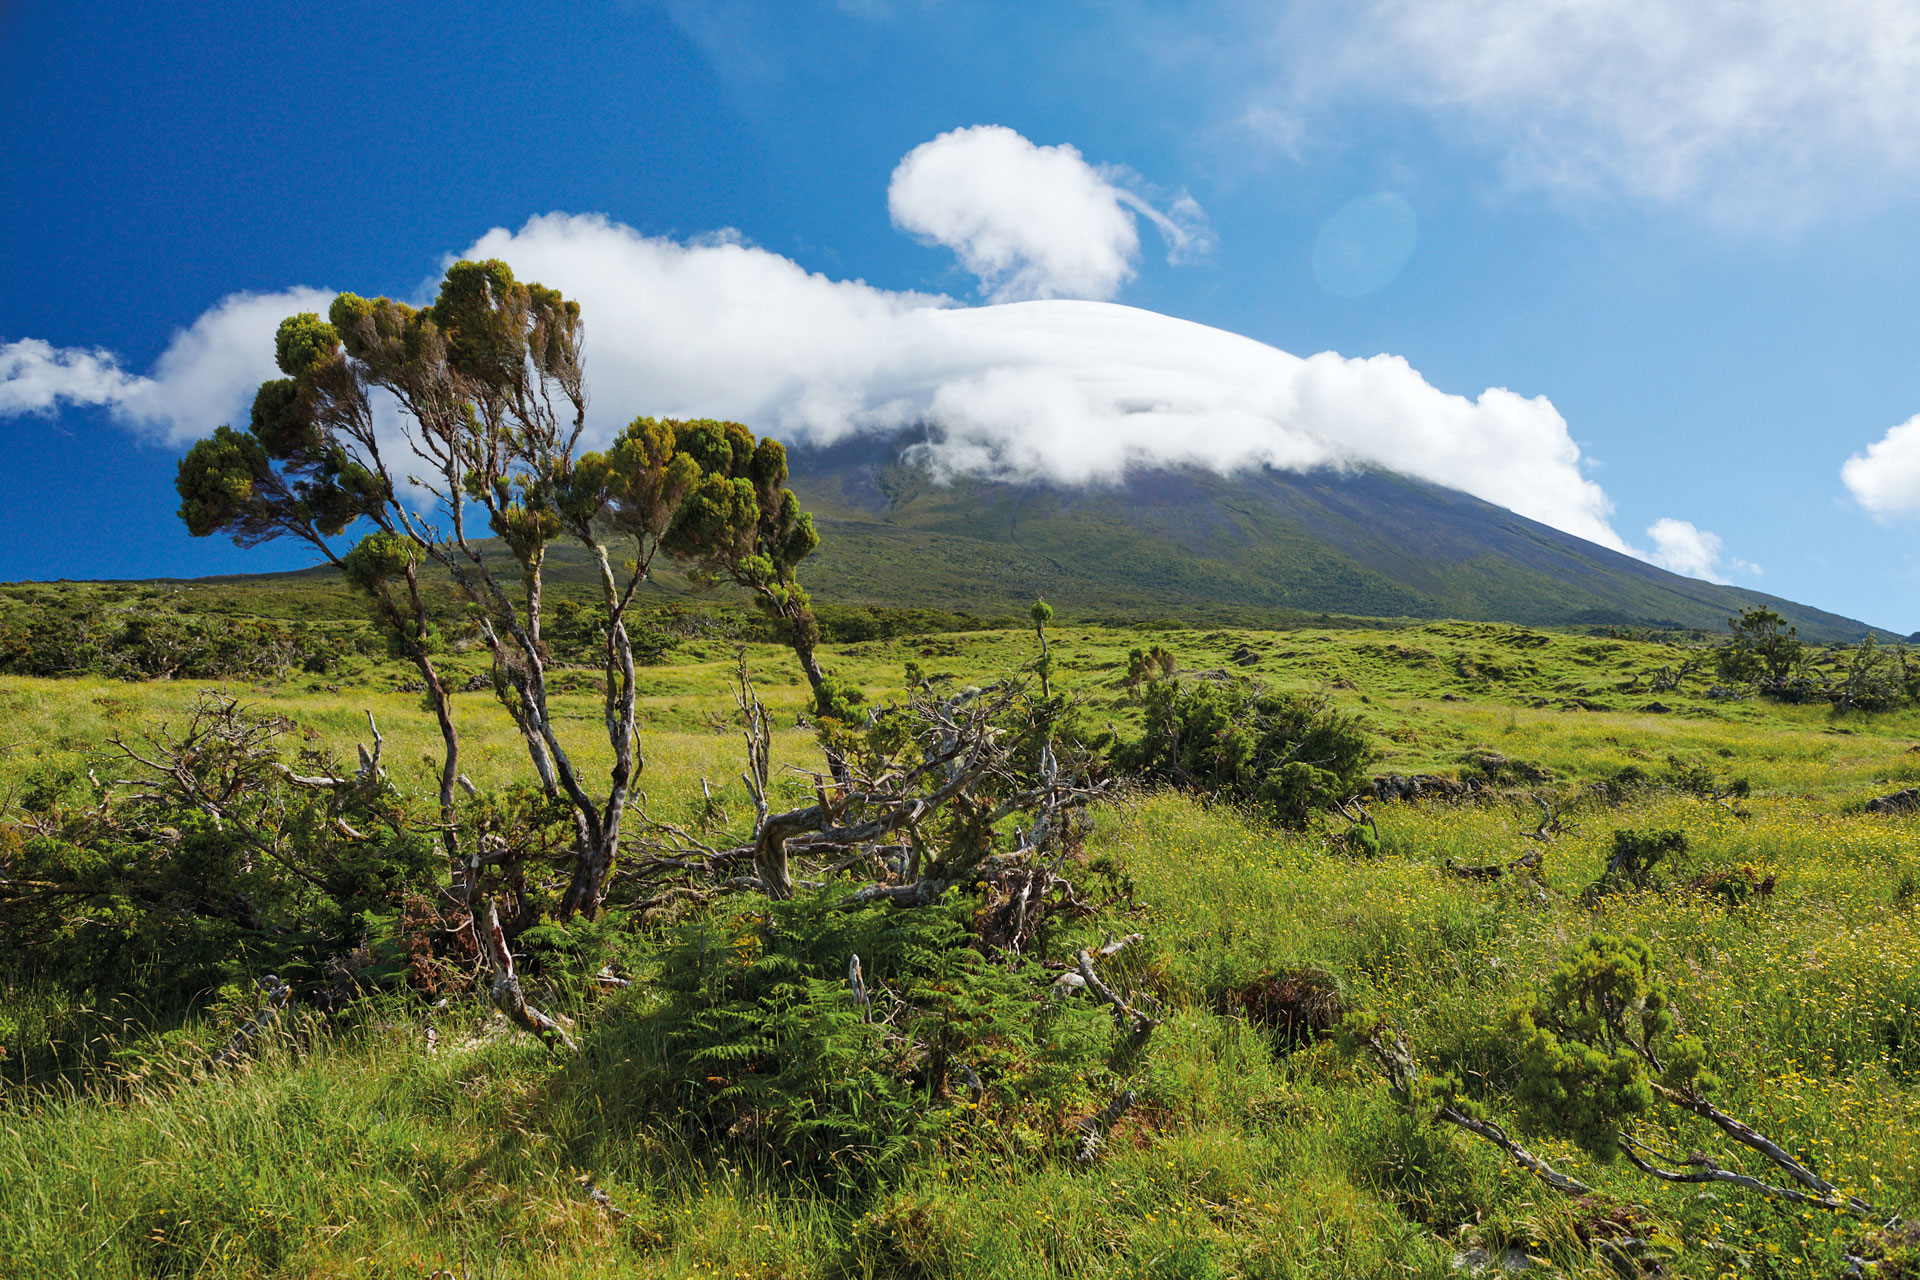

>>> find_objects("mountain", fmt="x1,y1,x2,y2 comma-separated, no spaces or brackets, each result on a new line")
153,433,1879,641
758,433,1879,641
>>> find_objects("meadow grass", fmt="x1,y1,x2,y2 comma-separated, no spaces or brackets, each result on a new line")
3,621,1918,1276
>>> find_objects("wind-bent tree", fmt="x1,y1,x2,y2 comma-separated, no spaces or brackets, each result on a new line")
654,418,842,717
173,259,824,1043
1717,606,1804,686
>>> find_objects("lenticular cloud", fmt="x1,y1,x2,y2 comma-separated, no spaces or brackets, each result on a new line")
0,212,1624,553
463,214,1625,550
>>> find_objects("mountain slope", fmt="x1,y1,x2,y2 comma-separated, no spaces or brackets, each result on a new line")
771,434,1878,640
149,434,1879,641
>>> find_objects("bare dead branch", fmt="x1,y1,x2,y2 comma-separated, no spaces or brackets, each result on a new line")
477,897,575,1053
1352,1022,1594,1197
1523,793,1564,843
1074,1088,1139,1164
1076,947,1159,1034
1644,1081,1883,1219
628,670,1110,925
207,975,293,1070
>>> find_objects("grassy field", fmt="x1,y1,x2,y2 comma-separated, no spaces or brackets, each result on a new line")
3,620,1918,1278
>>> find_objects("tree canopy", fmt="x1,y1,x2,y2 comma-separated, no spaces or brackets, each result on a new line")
172,258,833,1038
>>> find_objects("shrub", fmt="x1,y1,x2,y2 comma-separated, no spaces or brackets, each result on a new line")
1500,936,1667,1162
1120,678,1372,827
0,699,443,1039
1716,606,1802,686
1125,644,1176,690
1583,828,1689,903
2,802,439,1015
1836,635,1911,712
1685,863,1775,908
1461,749,1553,788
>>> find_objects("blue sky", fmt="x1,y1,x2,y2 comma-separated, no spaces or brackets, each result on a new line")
6,0,1920,630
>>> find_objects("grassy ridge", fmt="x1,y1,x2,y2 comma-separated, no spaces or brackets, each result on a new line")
3,622,1919,1277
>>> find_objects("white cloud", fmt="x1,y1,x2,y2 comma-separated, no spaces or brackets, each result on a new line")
1251,0,1920,215
1642,517,1739,583
0,339,135,416
460,213,1622,547
888,125,1211,300
3,212,1627,550
0,288,336,444
1842,414,1920,519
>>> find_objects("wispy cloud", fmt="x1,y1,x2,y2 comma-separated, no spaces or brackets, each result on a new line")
0,340,136,416
0,288,336,444
1240,0,1920,218
1641,517,1756,584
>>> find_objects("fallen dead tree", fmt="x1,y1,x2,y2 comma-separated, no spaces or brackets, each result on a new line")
1345,935,1905,1247
1049,932,1156,1032
1443,846,1543,886
1073,1088,1140,1165
624,663,1110,921
1345,1016,1594,1196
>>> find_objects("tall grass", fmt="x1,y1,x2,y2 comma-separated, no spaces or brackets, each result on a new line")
3,622,1919,1275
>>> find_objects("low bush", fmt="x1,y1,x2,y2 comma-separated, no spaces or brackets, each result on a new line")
602,890,1108,1184
1120,677,1372,827
1582,827,1689,902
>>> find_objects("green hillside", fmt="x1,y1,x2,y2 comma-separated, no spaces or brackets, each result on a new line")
776,435,1882,640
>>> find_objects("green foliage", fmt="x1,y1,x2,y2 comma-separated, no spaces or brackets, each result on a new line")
272,311,341,378
340,530,414,595
175,426,274,540
0,592,365,680
6,618,1920,1274
1503,939,1660,1160
1121,678,1372,826
1585,828,1689,902
0,701,443,1059
1459,748,1553,788
810,603,1005,643
1031,598,1054,698
661,422,819,600
1,787,437,1020
1836,634,1912,712
646,417,840,707
810,671,867,725
1125,643,1176,690
1500,935,1712,1164
1661,753,1750,798
620,891,1101,1182
1717,606,1805,687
